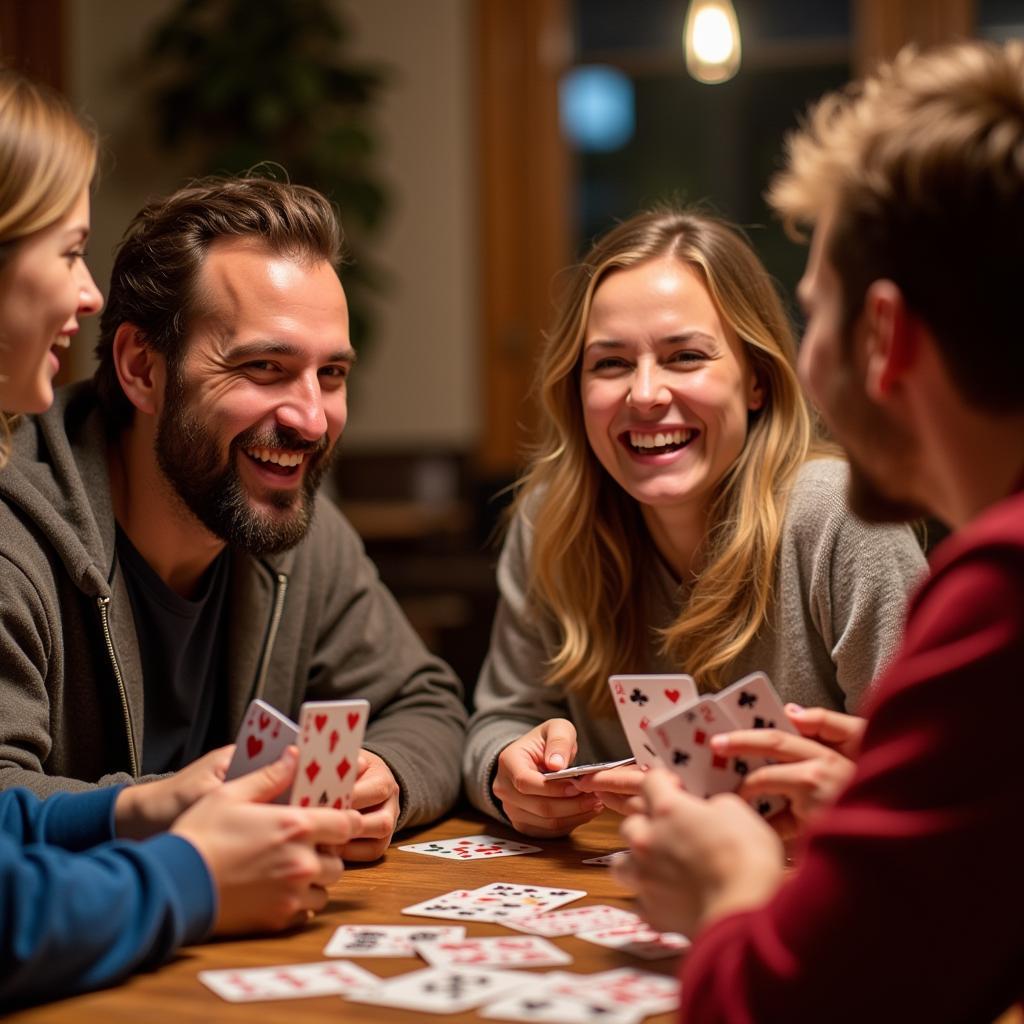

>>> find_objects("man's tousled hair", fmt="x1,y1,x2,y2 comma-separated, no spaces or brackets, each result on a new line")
95,174,344,428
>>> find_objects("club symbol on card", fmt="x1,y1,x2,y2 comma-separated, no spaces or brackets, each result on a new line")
738,691,758,708
629,688,649,706
336,756,351,781
753,716,775,729
672,749,690,766
756,799,772,816
246,735,263,758
305,758,321,783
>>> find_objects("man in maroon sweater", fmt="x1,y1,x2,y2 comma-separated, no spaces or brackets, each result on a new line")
615,40,1024,1024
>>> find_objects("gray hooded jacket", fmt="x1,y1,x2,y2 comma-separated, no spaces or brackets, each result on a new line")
0,383,467,830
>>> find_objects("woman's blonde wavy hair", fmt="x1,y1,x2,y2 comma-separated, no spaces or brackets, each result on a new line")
516,208,822,712
0,69,97,465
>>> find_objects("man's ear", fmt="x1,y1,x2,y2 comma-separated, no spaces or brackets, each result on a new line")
112,323,165,416
863,280,918,402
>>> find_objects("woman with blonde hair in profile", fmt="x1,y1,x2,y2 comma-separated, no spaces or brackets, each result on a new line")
463,207,926,838
0,69,360,1007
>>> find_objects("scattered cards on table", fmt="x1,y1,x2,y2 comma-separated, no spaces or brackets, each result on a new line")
582,850,629,866
197,960,378,1002
399,833,542,860
344,965,527,1014
324,924,465,958
415,935,572,969
402,881,588,923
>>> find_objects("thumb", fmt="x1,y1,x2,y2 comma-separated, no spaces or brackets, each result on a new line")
220,746,298,804
541,718,578,771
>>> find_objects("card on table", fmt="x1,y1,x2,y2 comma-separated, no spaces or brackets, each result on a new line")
324,924,465,958
547,967,681,1016
502,904,640,937
542,756,636,781
576,922,691,960
647,695,746,798
608,674,698,768
290,698,369,810
344,965,526,1014
581,850,629,866
402,883,587,923
398,834,541,860
198,960,378,1003
480,988,644,1024
415,935,572,969
225,699,299,802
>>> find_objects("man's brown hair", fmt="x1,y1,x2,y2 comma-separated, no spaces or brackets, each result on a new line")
95,175,344,428
768,40,1024,411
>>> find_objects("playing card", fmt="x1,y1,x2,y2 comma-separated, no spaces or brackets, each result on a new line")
402,883,587,923
503,904,640,937
415,935,572,968
576,922,691,960
713,671,798,735
608,674,698,768
710,672,799,816
198,960,378,1002
480,989,644,1024
344,966,525,1014
548,968,681,1015
324,924,464,958
647,695,745,798
542,756,636,781
398,834,541,860
224,699,299,803
291,699,369,810
581,851,629,866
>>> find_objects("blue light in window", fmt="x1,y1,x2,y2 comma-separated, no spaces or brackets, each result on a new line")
559,65,635,152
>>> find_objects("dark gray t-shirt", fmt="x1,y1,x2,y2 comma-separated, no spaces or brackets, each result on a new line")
115,526,231,774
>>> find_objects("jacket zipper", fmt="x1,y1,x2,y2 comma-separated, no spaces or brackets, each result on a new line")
253,572,288,699
97,594,139,777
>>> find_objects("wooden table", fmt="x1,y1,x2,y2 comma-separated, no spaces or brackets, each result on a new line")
7,809,679,1023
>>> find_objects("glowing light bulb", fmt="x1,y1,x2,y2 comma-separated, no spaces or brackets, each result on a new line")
684,0,742,84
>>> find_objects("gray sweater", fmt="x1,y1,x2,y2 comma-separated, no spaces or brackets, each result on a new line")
0,383,467,830
464,459,927,820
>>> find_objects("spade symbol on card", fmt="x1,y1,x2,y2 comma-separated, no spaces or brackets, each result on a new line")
318,791,329,806
246,735,263,759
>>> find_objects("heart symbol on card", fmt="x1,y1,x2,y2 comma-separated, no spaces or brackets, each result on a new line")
329,729,339,753
246,735,263,759
336,756,351,781
665,689,680,703
314,713,328,732
305,758,321,783
347,712,361,730
258,712,270,731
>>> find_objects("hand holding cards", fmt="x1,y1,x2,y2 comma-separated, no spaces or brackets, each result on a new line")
227,697,369,809
611,671,798,815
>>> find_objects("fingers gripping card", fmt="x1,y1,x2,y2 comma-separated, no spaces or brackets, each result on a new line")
225,699,300,803
291,699,369,810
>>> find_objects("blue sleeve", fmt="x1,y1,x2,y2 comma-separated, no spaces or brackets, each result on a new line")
0,787,121,851
0,828,215,1007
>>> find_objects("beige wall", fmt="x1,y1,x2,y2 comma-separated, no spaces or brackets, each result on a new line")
66,0,479,452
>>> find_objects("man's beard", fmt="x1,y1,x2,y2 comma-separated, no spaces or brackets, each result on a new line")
155,373,335,556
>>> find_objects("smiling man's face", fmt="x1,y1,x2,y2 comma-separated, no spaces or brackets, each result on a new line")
154,238,353,554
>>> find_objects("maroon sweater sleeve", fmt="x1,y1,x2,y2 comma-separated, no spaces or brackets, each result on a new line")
679,500,1024,1024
